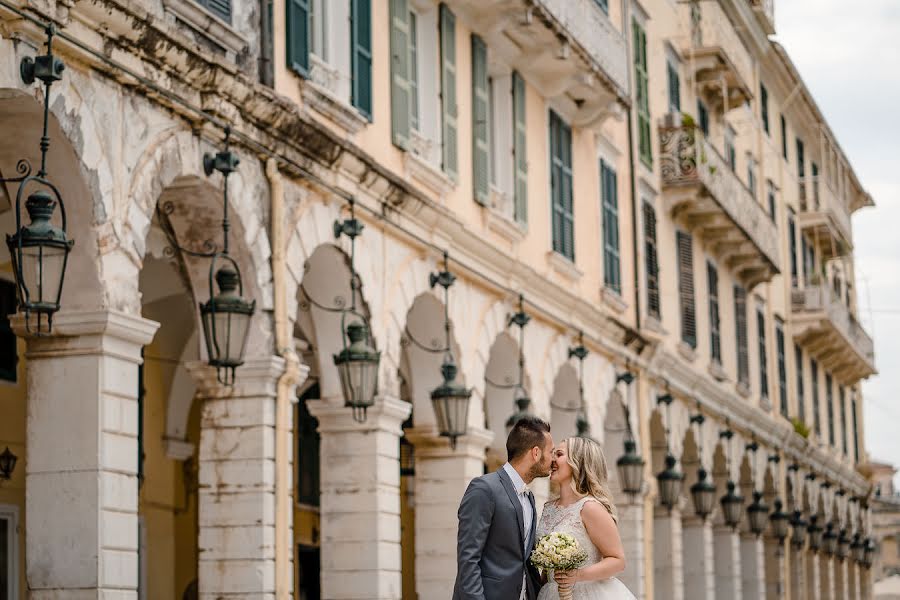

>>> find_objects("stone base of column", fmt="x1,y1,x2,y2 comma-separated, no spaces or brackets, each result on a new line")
653,508,684,600
740,533,765,600
790,544,806,600
713,526,742,600
618,499,645,598
819,556,834,600
405,426,493,599
806,551,821,600
763,538,785,600
682,518,714,600
308,395,412,600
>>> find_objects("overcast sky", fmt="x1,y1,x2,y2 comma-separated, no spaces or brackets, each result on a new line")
775,0,900,490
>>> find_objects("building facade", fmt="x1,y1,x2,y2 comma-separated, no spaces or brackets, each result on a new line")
0,0,880,599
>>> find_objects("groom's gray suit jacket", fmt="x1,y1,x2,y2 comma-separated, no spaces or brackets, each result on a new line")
452,468,541,600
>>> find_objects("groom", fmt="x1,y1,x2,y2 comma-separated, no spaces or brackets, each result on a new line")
453,416,553,600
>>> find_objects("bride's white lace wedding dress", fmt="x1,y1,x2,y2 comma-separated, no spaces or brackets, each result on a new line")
535,497,637,600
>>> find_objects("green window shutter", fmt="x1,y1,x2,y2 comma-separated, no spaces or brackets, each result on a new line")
795,344,805,423
633,19,651,167
811,360,820,435
351,0,372,119
734,285,749,385
707,261,720,364
643,202,660,319
550,111,574,261
777,320,787,417
286,0,310,76
676,231,696,348
440,4,458,180
389,0,411,148
513,71,528,224
757,307,768,399
601,160,620,294
471,34,489,205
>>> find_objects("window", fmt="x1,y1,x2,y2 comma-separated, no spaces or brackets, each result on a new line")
513,72,528,223
350,0,372,118
725,126,736,172
735,285,749,386
780,115,788,160
826,373,835,446
667,60,681,115
0,281,17,382
601,160,621,294
767,180,776,223
852,396,859,463
195,0,232,23
594,0,609,14
439,4,457,178
0,505,18,600
747,156,757,198
297,385,321,505
796,137,806,206
812,162,820,208
485,70,527,224
677,232,696,348
633,19,651,167
788,209,798,287
839,387,848,455
707,261,721,364
757,306,768,400
471,34,490,205
760,83,769,134
795,344,805,423
811,359,821,436
776,318,787,417
309,0,327,60
644,201,661,319
408,12,418,131
697,100,709,137
550,111,574,260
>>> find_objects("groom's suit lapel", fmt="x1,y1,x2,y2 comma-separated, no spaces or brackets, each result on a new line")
497,468,525,553
527,491,537,552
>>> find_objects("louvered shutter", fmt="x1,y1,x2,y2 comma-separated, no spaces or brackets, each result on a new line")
676,232,696,348
204,0,232,23
811,360,820,435
757,308,768,399
795,345,805,423
777,321,787,416
286,0,310,76
513,71,528,224
643,202,660,319
707,261,720,363
734,285,749,385
561,121,574,260
471,35,489,205
390,0,411,149
440,4,458,180
550,112,574,261
601,160,620,294
351,0,372,119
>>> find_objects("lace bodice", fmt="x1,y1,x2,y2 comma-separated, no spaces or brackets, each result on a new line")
535,497,603,566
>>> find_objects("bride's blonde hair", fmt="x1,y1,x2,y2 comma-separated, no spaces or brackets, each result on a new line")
563,436,618,522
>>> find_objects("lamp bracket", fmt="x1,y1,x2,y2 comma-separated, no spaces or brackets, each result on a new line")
746,441,759,453
656,393,674,406
568,343,588,362
690,414,705,426
203,149,239,177
719,429,734,440
768,454,781,464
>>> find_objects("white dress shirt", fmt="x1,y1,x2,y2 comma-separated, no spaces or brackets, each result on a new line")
503,463,533,600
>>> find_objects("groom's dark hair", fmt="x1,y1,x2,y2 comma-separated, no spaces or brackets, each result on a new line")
506,416,551,461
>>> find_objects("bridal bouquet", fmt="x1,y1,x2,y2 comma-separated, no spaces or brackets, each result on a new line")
530,532,588,600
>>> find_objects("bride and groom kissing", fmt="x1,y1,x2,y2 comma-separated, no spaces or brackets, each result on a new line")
452,416,636,600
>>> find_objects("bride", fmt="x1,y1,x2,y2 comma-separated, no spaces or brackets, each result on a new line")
536,436,637,600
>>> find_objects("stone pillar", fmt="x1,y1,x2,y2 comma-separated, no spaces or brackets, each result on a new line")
763,538,785,600
404,426,492,598
618,498,646,598
790,544,806,600
308,395,412,600
682,517,714,600
740,533,765,600
713,525,742,600
847,560,858,600
16,310,159,599
835,558,848,599
653,508,684,600
819,556,834,600
805,551,820,600
189,356,290,600
859,566,870,600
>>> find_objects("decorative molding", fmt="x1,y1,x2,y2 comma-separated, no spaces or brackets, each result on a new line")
405,151,455,199
546,251,584,282
707,361,728,382
601,287,628,314
163,437,196,461
301,81,368,136
307,394,412,436
676,341,697,362
161,0,248,58
10,309,160,352
404,425,494,460
484,208,527,245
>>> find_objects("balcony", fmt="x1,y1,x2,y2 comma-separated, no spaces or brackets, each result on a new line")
660,125,780,288
798,177,853,259
680,0,754,110
455,0,629,128
792,284,876,385
748,0,776,35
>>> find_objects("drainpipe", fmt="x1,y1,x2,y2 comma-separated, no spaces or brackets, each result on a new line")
267,157,303,599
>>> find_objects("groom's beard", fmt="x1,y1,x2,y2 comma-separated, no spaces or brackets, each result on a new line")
527,454,551,480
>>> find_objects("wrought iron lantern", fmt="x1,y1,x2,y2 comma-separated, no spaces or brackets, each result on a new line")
691,467,717,520
195,129,256,385
332,199,380,421
863,537,876,568
427,252,471,448
568,334,594,440
617,439,645,497
747,491,769,537
791,511,808,548
504,295,533,433
822,522,838,556
770,499,790,542
657,454,683,512
851,533,865,564
720,481,744,529
837,529,851,560
808,516,824,552
0,447,17,480
1,25,73,334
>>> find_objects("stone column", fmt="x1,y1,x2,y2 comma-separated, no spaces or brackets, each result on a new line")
682,517,715,600
847,560,858,600
653,507,684,600
404,426,492,598
835,558,848,599
618,497,646,598
819,556,834,600
308,395,412,600
740,533,765,600
189,356,290,600
16,310,159,600
805,551,821,600
713,525,742,600
789,544,806,600
763,538,785,600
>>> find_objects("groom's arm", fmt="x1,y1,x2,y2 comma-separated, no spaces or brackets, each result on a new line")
455,478,494,599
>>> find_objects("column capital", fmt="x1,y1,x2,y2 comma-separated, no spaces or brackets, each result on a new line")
307,394,412,435
405,425,493,459
187,355,286,398
13,309,159,360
